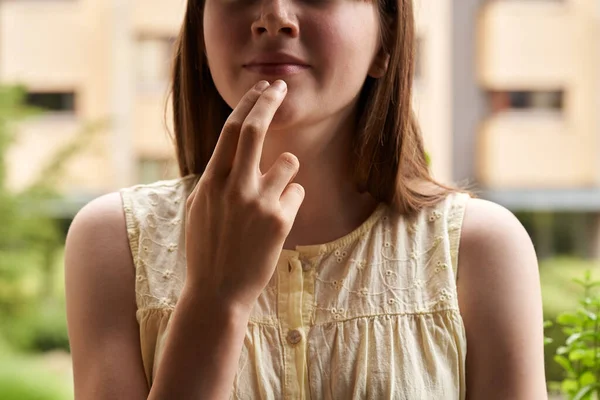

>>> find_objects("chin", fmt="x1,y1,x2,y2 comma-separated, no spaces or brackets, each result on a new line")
268,99,306,131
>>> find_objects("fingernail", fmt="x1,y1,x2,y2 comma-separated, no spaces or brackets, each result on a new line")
255,81,270,91
272,80,287,92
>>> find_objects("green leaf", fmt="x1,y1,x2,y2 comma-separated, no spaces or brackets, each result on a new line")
544,320,554,329
582,357,596,368
580,298,593,307
573,383,600,400
585,311,598,321
562,379,579,395
574,278,588,287
567,333,583,345
580,371,596,386
557,346,570,355
554,355,575,375
558,313,583,326
544,337,554,346
569,348,589,361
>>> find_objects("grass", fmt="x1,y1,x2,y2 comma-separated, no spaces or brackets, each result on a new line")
0,338,72,400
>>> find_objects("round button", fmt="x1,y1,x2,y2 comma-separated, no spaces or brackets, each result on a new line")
286,329,303,345
301,262,312,272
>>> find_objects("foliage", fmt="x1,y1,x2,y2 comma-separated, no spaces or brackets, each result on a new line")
545,270,600,400
0,354,72,400
3,300,69,353
0,84,106,353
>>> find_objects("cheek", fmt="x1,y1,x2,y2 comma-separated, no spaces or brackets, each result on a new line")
203,8,246,108
310,11,380,80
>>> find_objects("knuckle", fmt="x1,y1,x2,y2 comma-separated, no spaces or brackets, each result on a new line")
242,121,263,141
223,120,242,134
198,175,221,195
261,90,280,104
266,212,288,234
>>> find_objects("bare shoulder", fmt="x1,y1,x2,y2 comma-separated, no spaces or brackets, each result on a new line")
65,192,148,399
65,191,135,288
66,192,131,256
456,197,547,399
460,197,534,260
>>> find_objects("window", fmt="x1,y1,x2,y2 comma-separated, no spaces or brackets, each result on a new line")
25,91,75,112
136,36,176,89
488,90,564,114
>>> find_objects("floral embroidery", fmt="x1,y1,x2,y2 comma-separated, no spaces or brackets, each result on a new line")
158,297,171,307
435,261,449,273
428,210,442,222
332,279,344,291
330,307,346,320
124,176,467,328
355,260,368,271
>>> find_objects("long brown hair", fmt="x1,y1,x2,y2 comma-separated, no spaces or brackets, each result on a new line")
169,0,473,216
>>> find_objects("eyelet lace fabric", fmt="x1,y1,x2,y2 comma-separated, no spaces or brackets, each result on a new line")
120,175,470,400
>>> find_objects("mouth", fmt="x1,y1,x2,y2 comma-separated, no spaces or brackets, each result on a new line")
244,52,310,76
243,63,310,76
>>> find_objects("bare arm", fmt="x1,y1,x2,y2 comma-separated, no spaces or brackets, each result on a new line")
65,193,253,400
65,193,150,399
457,198,547,399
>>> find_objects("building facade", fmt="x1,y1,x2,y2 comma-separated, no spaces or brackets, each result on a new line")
1,0,599,256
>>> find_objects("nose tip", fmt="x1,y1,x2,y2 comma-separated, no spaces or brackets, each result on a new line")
252,1,299,38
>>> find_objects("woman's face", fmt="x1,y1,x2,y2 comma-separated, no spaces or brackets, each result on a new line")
203,0,385,130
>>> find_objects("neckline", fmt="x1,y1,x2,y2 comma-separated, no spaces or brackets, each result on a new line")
280,202,388,259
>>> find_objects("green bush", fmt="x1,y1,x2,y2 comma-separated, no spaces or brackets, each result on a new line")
3,301,69,353
0,377,68,400
545,269,600,399
540,257,600,384
0,356,71,400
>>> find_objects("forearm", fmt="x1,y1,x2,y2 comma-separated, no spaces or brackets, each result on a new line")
148,287,250,400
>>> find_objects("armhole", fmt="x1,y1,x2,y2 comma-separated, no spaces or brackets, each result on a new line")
120,188,140,271
447,192,471,283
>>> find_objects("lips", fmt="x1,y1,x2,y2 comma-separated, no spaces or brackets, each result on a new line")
243,52,310,76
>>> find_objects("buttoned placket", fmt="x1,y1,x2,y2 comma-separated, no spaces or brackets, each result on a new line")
277,254,315,400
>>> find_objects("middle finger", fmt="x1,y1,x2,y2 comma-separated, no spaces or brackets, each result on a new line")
231,80,288,182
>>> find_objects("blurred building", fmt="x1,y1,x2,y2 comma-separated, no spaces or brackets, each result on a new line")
0,0,184,209
1,0,599,257
416,0,600,258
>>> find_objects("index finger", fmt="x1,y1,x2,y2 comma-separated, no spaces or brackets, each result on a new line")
204,81,271,176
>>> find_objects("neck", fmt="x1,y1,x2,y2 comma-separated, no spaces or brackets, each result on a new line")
260,111,379,250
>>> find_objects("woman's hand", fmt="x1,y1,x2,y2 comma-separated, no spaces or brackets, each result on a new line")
184,80,304,312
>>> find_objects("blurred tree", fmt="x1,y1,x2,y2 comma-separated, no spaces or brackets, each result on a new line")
0,84,106,351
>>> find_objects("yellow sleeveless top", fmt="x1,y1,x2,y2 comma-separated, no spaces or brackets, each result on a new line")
120,175,470,400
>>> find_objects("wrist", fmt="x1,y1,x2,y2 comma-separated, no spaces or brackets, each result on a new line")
181,283,254,321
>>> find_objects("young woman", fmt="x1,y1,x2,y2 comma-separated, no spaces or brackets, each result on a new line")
64,0,547,398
